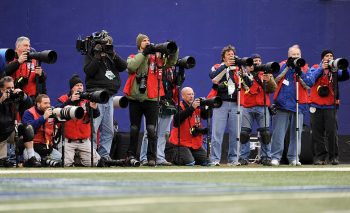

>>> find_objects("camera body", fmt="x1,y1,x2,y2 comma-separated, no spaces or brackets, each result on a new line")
4,90,25,103
190,126,208,137
317,85,330,97
136,74,147,94
76,30,113,55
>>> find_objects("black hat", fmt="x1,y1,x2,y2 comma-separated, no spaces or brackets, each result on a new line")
321,49,333,59
69,74,83,89
250,53,261,59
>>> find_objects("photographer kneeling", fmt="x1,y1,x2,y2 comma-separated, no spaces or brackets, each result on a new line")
165,87,210,166
0,76,40,167
57,74,103,167
22,94,62,167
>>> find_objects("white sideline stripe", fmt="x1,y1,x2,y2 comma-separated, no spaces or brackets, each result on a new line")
1,167,350,174
0,193,349,211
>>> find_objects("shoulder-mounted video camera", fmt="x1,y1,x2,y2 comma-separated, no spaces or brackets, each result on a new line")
190,126,208,137
76,30,114,55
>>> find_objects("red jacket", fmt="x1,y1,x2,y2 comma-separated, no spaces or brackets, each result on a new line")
57,95,91,140
12,59,37,97
28,107,54,145
169,102,203,149
242,72,271,107
123,54,165,98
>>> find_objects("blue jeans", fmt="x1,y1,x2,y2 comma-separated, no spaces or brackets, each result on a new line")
93,96,114,158
210,101,240,163
140,115,173,163
271,109,304,162
240,106,271,160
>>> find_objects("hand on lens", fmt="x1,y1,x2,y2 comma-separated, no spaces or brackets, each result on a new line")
18,52,28,64
191,99,201,109
44,107,53,119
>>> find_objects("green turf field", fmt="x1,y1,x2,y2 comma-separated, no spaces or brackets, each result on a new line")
1,166,350,212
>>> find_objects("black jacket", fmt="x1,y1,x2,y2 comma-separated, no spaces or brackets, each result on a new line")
84,53,127,96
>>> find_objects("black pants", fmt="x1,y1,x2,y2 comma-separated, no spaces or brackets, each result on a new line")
311,108,338,162
128,100,158,161
165,143,208,166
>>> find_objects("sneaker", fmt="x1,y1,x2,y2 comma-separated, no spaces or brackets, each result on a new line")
227,161,241,166
261,158,272,166
148,160,156,167
24,156,42,167
271,159,279,166
0,158,16,168
140,160,148,166
157,161,172,166
238,158,249,166
208,161,220,166
289,160,302,166
331,159,339,165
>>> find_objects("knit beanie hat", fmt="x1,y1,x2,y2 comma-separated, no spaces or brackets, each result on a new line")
321,49,333,59
136,33,149,50
250,53,261,59
69,74,83,89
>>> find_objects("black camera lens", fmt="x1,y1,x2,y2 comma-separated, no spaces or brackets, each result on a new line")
139,77,147,93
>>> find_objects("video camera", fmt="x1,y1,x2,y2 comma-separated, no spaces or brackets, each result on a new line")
78,90,109,104
190,126,208,137
76,30,113,55
234,56,254,67
149,41,177,55
113,96,129,108
176,56,196,69
329,58,349,71
199,96,222,108
0,48,15,73
253,62,280,74
286,57,306,68
51,105,84,121
27,49,57,64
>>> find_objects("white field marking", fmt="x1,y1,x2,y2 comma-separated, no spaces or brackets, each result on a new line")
1,167,350,174
0,193,349,211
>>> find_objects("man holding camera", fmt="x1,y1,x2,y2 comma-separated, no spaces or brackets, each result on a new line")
139,66,177,166
165,87,209,166
57,74,102,167
123,33,178,166
0,76,41,167
2,36,47,101
238,54,277,166
270,45,316,166
22,94,62,166
83,30,127,162
309,50,349,165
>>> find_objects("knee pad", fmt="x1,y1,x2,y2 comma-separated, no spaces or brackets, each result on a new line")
146,125,156,139
240,127,251,144
18,124,34,142
259,128,271,144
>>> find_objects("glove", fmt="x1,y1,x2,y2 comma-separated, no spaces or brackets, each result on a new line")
93,44,103,59
142,44,155,56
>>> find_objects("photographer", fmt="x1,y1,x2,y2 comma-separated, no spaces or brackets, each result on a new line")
139,66,177,166
165,87,209,166
83,30,127,162
239,54,277,166
1,36,47,102
22,94,62,166
309,50,349,165
0,76,41,167
270,45,316,166
57,74,102,167
208,45,251,166
123,33,178,166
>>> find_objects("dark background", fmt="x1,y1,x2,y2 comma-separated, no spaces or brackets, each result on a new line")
0,0,349,135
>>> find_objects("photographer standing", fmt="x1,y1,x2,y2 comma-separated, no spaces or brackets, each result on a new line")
239,54,277,166
139,66,177,166
0,76,41,167
123,33,178,166
57,74,101,167
309,50,349,165
83,30,127,162
2,36,47,102
270,45,316,166
165,87,209,166
22,94,62,166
